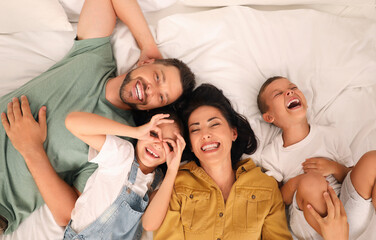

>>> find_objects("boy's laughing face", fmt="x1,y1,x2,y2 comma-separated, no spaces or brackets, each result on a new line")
261,77,307,128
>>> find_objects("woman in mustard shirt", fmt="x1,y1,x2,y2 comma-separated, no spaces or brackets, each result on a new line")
154,84,292,240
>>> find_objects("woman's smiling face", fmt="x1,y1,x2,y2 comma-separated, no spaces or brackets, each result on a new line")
188,105,237,166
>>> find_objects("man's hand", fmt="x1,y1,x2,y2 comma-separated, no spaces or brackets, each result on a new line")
163,133,186,173
302,157,335,177
307,186,349,240
135,114,174,141
1,96,46,158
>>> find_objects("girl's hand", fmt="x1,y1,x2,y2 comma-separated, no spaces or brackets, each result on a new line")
302,157,335,177
1,96,47,158
135,114,173,141
163,133,186,173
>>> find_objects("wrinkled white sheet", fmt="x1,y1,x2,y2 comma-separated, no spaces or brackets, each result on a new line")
1,4,375,240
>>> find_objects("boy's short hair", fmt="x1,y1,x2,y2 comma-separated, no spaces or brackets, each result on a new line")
257,76,284,114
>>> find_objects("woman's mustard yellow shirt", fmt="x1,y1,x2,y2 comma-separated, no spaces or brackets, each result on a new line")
154,158,292,240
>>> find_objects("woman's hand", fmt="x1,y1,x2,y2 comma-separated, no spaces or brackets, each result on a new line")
307,186,349,240
135,114,174,141
163,133,186,173
1,96,47,158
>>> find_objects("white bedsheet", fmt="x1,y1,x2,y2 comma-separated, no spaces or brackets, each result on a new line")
1,4,375,240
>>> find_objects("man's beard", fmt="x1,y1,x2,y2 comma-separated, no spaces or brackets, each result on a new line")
119,69,139,110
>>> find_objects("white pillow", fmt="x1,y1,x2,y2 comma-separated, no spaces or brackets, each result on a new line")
154,6,376,159
59,0,178,23
0,0,72,33
180,0,375,7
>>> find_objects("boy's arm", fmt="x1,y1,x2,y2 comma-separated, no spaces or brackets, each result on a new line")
1,96,79,226
302,157,351,183
77,0,161,63
280,174,303,205
142,134,185,231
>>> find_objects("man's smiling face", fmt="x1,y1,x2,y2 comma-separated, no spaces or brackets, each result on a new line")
119,62,183,110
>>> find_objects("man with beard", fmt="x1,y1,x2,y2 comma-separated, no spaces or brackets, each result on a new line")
0,0,195,235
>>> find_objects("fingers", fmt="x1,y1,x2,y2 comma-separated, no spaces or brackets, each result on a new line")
38,106,47,133
7,102,15,124
175,133,186,151
307,204,323,225
151,127,162,141
12,97,22,120
20,95,32,117
1,112,10,133
328,186,342,218
323,189,335,219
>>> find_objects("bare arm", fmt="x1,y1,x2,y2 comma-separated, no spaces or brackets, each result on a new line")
65,112,173,152
1,96,79,226
142,134,186,231
77,0,161,63
280,174,303,205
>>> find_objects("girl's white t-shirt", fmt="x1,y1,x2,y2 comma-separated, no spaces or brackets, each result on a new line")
70,135,155,233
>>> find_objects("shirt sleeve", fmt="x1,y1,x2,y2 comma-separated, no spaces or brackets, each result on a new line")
90,135,134,168
261,144,284,183
154,188,185,240
262,180,293,240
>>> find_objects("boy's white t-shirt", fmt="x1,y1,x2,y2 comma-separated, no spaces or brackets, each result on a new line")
70,135,155,233
261,124,354,194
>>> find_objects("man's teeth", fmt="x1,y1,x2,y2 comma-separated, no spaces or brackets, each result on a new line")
287,99,300,108
136,83,142,101
146,148,159,158
202,143,219,151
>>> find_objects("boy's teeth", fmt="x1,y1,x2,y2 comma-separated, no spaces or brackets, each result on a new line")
202,143,219,151
287,99,300,108
146,148,159,158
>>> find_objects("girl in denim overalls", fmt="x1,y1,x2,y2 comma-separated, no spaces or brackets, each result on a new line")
63,110,185,240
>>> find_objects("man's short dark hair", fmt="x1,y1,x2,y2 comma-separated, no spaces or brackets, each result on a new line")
257,76,284,114
154,58,195,106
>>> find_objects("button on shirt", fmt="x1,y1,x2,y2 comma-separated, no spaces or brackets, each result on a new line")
154,158,292,240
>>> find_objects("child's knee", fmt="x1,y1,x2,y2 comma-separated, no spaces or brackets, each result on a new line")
296,173,327,215
358,151,376,170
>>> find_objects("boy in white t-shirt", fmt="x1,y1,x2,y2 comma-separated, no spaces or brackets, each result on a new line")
257,76,376,240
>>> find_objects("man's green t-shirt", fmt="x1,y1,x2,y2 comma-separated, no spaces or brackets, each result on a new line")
0,37,135,234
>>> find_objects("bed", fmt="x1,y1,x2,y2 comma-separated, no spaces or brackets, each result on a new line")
0,0,375,239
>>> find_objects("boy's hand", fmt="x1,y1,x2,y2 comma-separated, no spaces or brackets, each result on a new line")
307,186,349,240
1,96,47,158
136,114,174,141
163,133,186,173
302,157,335,177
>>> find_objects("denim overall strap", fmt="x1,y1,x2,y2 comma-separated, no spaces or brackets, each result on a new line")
150,168,163,192
63,159,148,240
128,157,139,184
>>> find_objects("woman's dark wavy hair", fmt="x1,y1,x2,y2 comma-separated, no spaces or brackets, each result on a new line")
182,84,258,169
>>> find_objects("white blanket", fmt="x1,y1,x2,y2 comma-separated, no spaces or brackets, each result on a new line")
1,5,375,240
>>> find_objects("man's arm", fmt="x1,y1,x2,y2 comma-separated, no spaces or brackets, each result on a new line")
1,96,79,226
77,0,162,63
